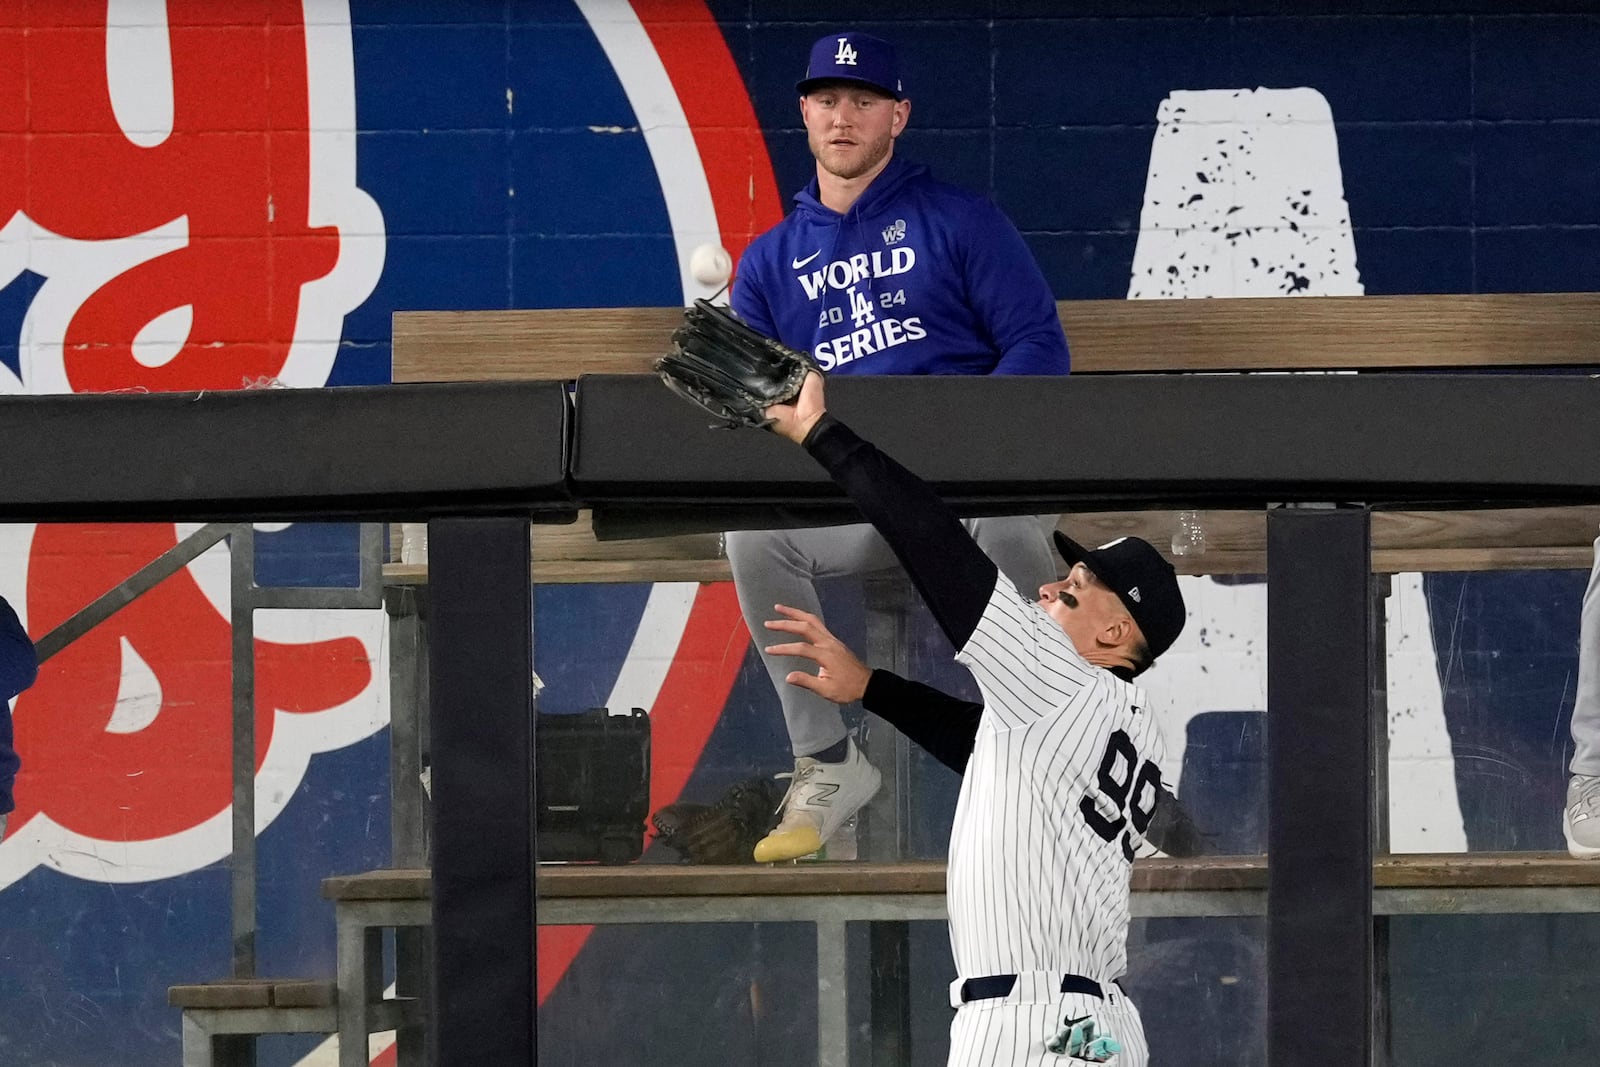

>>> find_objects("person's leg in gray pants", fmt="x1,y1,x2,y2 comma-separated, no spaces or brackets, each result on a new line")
725,514,1057,861
1566,533,1600,858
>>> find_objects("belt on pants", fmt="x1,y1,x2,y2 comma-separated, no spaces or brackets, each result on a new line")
955,972,1122,1005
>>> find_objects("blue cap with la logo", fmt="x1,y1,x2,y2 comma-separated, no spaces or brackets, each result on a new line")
797,32,904,100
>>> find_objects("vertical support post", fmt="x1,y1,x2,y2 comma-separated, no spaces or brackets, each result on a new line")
229,523,257,982
1370,572,1393,1067
387,583,430,869
868,921,911,1066
816,921,849,1067
387,582,432,1067
862,579,910,859
430,518,533,1067
1267,506,1373,1067
862,580,912,1065
1370,573,1392,855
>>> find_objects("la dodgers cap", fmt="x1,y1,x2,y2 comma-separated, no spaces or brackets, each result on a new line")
797,31,904,100
1053,532,1187,662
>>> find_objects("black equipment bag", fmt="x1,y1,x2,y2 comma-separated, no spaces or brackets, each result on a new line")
535,707,650,865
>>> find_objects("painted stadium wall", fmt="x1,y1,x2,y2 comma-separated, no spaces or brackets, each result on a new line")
0,2,1596,1064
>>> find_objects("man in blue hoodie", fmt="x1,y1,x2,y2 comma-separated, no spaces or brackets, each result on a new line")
0,592,37,843
726,31,1071,863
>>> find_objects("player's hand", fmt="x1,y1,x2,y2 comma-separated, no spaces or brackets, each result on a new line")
763,603,870,705
764,371,826,445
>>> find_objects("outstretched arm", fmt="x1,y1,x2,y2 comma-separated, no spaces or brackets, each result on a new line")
766,375,1003,649
764,604,982,773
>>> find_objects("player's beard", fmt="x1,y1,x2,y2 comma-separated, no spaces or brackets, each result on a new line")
812,128,895,182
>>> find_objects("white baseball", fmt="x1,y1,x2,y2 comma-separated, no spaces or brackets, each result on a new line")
689,243,732,287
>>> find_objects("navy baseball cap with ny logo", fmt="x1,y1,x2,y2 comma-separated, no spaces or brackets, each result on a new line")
1053,532,1188,661
797,32,904,100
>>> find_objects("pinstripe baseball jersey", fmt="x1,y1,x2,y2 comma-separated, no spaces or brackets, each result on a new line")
950,580,1165,983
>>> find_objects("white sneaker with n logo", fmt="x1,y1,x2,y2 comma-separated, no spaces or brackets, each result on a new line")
1565,774,1600,859
753,737,881,863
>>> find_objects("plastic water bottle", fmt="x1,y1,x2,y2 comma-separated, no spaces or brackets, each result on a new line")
799,812,860,862
401,522,429,564
825,813,859,862
1170,510,1206,557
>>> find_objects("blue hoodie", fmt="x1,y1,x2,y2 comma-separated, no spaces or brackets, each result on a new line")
732,156,1069,375
0,593,37,815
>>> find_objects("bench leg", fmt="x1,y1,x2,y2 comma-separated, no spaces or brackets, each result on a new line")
339,920,383,1067
395,924,431,1066
182,1015,257,1067
181,1014,214,1067
869,921,911,1065
214,1035,256,1067
817,921,849,1067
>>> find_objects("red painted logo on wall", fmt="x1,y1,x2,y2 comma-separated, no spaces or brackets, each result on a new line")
0,0,386,889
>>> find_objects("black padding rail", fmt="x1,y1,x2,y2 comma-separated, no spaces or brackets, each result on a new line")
0,381,574,522
570,372,1600,520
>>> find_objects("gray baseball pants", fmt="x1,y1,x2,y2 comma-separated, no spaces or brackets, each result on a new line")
1574,533,1600,777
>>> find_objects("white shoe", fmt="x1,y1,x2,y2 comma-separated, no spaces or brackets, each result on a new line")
753,738,881,863
1563,774,1600,859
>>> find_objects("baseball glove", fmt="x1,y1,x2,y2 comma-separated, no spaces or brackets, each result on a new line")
651,776,785,865
654,299,821,430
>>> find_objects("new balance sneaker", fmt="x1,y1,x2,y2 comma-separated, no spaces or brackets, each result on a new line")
753,738,882,863
1563,774,1600,859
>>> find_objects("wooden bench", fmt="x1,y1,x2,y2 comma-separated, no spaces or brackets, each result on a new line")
168,975,420,1067
168,978,338,1067
321,853,1600,1066
323,851,1600,918
532,852,1600,920
321,870,433,1067
170,874,432,1067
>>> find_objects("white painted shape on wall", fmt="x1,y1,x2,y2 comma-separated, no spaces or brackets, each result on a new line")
130,304,191,368
605,583,699,715
1385,574,1467,852
280,1,387,380
1130,88,1361,299
105,0,174,147
1140,575,1269,793
575,0,725,306
1128,86,1464,851
105,636,163,735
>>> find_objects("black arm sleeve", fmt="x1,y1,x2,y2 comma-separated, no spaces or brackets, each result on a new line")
802,414,1000,649
861,669,982,774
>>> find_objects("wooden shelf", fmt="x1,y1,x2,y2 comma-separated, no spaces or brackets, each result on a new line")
382,506,1600,584
393,293,1600,380
323,852,1600,906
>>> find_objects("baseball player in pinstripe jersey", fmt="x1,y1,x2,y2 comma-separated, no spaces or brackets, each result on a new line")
761,372,1186,1065
761,607,1211,858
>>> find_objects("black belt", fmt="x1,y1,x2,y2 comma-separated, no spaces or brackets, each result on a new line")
958,973,1118,1003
